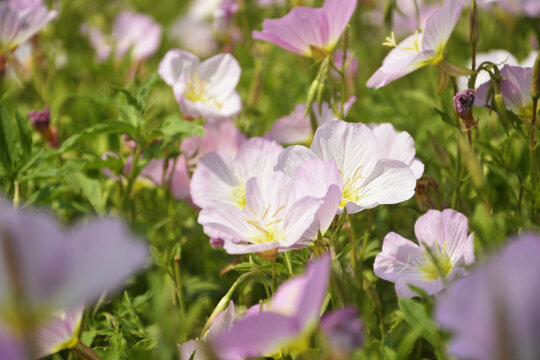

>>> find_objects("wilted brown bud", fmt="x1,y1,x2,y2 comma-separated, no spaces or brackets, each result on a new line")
454,89,478,130
415,176,439,211
27,106,50,131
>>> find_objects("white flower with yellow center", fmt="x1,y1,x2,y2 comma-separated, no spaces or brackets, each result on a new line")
198,171,323,255
276,120,417,215
374,209,475,298
158,49,242,120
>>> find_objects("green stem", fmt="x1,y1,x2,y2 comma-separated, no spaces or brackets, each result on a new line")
72,340,100,360
121,143,143,215
271,260,277,294
530,98,538,221
283,252,293,277
13,180,19,208
200,271,259,337
173,255,185,318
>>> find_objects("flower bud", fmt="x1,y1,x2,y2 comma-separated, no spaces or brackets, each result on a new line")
27,106,50,131
453,89,477,130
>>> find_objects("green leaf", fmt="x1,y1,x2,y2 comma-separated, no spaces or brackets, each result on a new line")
159,115,204,138
398,298,438,346
15,111,32,158
65,172,106,215
57,121,137,154
0,105,16,174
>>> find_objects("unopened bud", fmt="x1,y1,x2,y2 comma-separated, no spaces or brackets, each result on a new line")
454,89,477,130
27,106,50,131
210,237,224,249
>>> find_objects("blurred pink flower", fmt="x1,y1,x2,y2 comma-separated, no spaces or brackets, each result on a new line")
435,233,540,360
171,17,218,58
33,304,84,358
370,123,424,179
319,307,364,360
0,0,56,52
374,209,474,298
265,97,356,145
83,11,162,61
276,120,417,214
211,255,331,358
0,199,148,339
253,0,357,57
475,64,535,120
159,50,242,120
198,171,323,255
179,301,239,360
367,0,466,88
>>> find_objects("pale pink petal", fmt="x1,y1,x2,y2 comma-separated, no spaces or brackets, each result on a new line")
280,196,323,247
367,50,434,89
311,120,378,181
234,137,283,180
158,50,200,86
198,54,241,99
275,145,318,177
410,158,425,179
322,0,358,46
206,301,235,339
253,7,330,56
211,313,299,358
373,232,423,283
422,0,466,53
245,171,295,217
347,159,416,212
265,104,312,145
499,65,533,112
190,152,239,209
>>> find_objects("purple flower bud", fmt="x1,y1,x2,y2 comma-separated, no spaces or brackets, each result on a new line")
27,106,50,131
210,237,225,248
453,89,476,119
320,307,364,359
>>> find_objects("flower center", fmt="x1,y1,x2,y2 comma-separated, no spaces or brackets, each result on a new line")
245,205,286,244
339,166,363,208
418,242,454,281
382,29,424,53
184,74,222,108
230,184,246,209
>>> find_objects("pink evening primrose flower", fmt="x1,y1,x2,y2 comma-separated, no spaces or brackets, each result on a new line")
158,49,242,120
198,171,323,256
190,137,283,211
367,0,466,89
211,255,331,358
252,0,358,57
0,0,57,53
0,199,148,323
265,97,356,146
276,120,417,214
83,11,162,62
475,64,537,120
33,304,84,358
370,123,424,180
435,233,540,360
374,209,474,298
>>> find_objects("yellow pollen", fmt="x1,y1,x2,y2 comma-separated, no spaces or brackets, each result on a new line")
382,31,398,48
184,74,222,108
418,242,454,281
402,27,424,53
339,166,363,208
230,185,246,209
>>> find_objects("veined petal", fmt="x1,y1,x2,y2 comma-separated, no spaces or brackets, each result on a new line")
253,7,330,56
280,196,323,247
367,50,434,89
422,0,466,54
311,120,378,181
234,137,283,181
322,0,358,47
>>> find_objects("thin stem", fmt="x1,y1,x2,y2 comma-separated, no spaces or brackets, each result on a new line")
530,98,538,221
173,256,185,317
283,251,293,277
73,340,100,360
121,143,143,215
13,181,19,208
271,260,277,294
345,213,357,279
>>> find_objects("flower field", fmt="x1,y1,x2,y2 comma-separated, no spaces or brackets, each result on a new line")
1,0,539,359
